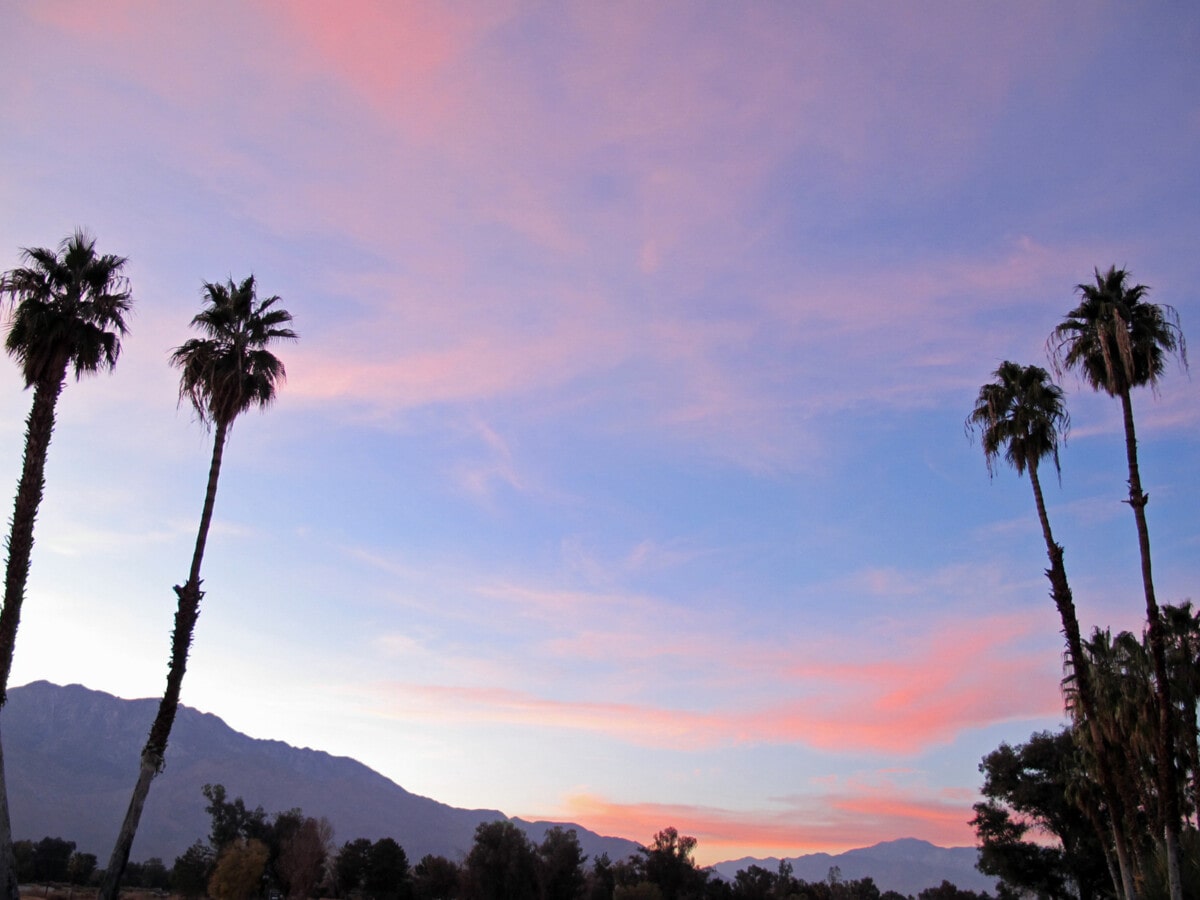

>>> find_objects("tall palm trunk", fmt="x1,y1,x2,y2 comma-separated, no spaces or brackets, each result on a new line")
1029,460,1138,900
1117,389,1182,900
0,368,68,900
0,372,66,698
99,420,229,900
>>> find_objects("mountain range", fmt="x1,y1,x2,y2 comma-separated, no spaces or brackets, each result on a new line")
1,682,995,895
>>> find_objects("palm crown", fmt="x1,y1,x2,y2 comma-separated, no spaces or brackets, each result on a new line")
170,275,297,428
2,230,132,387
1049,265,1187,396
967,361,1069,479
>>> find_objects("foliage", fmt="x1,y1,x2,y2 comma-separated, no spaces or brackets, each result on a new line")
976,601,1200,900
0,229,132,900
66,851,97,886
364,837,410,900
537,827,587,900
638,828,707,900
9,837,75,883
209,838,271,900
173,840,217,898
336,837,374,896
412,854,460,900
170,274,297,429
1067,612,1200,892
0,229,132,389
917,883,993,900
203,786,337,896
1049,266,1186,399
462,821,538,900
966,361,1068,480
278,816,334,899
614,885,663,900
971,729,1107,900
205,783,273,850
127,857,171,890
1049,264,1190,900
586,853,616,900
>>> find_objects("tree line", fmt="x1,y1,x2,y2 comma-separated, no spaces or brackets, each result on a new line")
0,230,297,900
966,267,1195,900
15,785,992,900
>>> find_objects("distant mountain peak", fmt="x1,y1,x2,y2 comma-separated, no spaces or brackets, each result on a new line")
3,681,636,865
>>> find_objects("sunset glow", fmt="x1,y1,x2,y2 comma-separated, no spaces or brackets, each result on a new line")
1,0,1197,869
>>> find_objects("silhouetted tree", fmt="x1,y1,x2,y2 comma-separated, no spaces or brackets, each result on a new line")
67,852,97,886
0,231,131,900
463,821,537,900
10,842,31,883
204,783,272,851
973,728,1120,899
537,827,587,900
30,837,74,883
209,838,270,900
278,817,334,899
365,837,410,900
967,360,1136,898
337,838,374,897
173,840,216,898
731,864,775,900
101,277,296,900
639,829,706,900
917,883,992,900
585,854,616,900
1051,265,1189,900
412,854,460,900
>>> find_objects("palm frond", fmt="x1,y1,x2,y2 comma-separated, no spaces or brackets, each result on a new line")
1,230,132,387
171,275,297,428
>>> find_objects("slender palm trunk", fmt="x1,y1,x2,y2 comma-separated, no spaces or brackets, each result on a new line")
1029,462,1138,900
0,374,65,699
1118,389,1182,900
0,371,67,900
99,420,229,900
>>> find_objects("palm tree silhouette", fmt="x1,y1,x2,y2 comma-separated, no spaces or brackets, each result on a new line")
0,231,131,900
100,276,295,899
968,360,1136,899
1051,266,1188,900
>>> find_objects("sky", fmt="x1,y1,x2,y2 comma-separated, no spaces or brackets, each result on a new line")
1,0,1198,868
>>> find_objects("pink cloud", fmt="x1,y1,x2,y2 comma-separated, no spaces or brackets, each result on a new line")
23,3,1176,472
277,2,508,144
546,782,981,866
363,607,1060,755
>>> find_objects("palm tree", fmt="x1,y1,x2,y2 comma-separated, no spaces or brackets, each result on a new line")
1161,603,1200,830
100,276,295,900
0,231,131,900
1050,266,1188,900
967,361,1137,900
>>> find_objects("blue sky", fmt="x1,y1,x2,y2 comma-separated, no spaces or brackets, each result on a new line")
1,1,1198,865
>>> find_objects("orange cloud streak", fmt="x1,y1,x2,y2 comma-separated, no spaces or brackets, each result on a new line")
366,610,1061,755
548,786,980,867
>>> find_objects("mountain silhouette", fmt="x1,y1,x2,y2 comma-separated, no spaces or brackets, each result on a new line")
3,681,993,894
713,837,996,896
2,681,638,865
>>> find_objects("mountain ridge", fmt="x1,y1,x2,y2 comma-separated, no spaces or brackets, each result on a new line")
5,680,634,865
2,682,994,894
713,836,995,895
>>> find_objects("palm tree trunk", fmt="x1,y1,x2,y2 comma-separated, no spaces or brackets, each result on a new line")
0,734,18,900
0,374,67,700
1118,389,1183,900
0,372,67,900
1029,462,1138,900
99,420,229,900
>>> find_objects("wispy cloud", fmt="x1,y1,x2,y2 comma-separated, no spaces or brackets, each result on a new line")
551,778,981,866
359,605,1058,756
